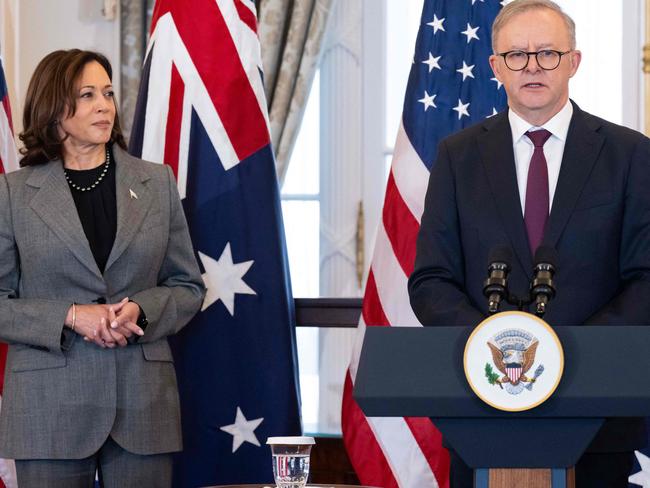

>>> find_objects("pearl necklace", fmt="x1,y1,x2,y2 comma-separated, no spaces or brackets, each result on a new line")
64,148,110,192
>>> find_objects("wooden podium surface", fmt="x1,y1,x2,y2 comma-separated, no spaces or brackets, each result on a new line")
486,468,575,488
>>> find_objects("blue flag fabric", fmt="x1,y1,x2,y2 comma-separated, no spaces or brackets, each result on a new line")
128,1,302,486
406,0,507,171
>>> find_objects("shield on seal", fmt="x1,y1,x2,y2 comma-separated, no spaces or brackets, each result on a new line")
506,364,523,384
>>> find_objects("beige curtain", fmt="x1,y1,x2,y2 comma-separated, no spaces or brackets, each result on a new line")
259,0,336,183
120,0,154,140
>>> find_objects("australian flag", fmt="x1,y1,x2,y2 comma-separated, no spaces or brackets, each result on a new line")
128,1,302,486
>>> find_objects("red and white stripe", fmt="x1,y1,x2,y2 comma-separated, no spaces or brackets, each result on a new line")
342,122,450,488
0,58,18,488
506,367,522,384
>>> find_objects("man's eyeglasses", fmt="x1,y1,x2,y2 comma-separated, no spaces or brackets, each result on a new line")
497,49,572,71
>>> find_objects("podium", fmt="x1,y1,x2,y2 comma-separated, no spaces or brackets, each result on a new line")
353,325,650,488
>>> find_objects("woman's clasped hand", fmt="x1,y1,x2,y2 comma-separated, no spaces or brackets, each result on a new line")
65,298,145,348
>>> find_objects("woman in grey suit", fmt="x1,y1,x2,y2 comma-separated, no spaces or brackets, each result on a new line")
0,50,206,487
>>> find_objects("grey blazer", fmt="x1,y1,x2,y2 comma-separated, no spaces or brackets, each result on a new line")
0,145,206,459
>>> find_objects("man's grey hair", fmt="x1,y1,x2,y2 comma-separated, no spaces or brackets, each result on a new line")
492,0,576,53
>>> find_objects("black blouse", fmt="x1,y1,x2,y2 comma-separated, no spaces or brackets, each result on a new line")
65,150,117,273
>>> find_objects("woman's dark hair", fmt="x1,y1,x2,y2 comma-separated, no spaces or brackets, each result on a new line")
19,49,127,167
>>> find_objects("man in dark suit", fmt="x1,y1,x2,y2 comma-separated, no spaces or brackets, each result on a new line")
408,1,650,487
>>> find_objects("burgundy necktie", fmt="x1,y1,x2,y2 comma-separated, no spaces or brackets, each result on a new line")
524,129,552,255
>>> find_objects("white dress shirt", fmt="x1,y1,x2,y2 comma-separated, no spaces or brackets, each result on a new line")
508,100,573,214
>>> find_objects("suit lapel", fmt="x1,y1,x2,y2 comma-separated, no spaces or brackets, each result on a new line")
28,160,102,278
477,112,533,277
544,104,604,248
104,146,152,271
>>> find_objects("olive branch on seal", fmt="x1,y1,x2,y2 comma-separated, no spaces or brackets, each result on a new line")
484,363,503,389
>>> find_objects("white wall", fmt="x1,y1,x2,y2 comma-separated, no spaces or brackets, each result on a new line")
0,0,120,138
560,0,643,131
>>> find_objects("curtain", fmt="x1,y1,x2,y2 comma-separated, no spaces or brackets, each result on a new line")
259,0,336,183
120,0,154,140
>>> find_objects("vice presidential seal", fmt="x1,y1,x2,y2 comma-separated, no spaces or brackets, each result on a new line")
464,311,563,412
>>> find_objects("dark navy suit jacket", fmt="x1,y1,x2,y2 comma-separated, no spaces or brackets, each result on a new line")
409,101,650,451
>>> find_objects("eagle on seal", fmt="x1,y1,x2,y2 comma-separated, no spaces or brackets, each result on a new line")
487,340,539,385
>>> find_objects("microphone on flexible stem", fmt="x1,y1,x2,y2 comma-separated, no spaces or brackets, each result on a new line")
483,246,513,315
531,246,558,317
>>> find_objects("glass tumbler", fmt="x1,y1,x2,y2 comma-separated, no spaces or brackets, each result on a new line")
266,436,315,488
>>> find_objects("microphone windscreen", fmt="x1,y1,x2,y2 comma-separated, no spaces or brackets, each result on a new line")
488,246,513,266
534,246,558,267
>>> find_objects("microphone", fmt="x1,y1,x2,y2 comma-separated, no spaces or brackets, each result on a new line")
531,246,558,317
483,246,513,315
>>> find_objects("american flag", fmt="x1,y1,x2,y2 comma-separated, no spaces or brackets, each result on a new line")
128,1,301,486
341,1,506,487
0,55,18,488
0,57,18,173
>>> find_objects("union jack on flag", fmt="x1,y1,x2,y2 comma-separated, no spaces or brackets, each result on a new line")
129,1,302,486
0,54,18,488
342,1,506,487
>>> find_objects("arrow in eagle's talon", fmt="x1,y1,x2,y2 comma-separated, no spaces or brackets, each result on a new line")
525,364,545,391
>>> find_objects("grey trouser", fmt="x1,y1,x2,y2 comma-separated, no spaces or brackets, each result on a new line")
15,435,173,488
